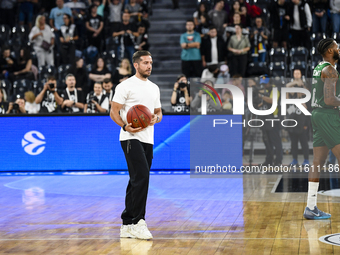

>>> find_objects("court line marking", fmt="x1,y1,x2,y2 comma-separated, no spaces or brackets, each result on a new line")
0,237,316,241
271,175,282,193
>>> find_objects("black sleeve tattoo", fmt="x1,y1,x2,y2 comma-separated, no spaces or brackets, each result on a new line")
323,65,340,106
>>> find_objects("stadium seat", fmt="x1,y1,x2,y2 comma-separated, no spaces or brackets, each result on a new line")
57,80,66,91
252,0,269,9
31,80,44,96
10,25,28,47
105,37,118,51
0,79,11,99
57,64,72,82
0,24,11,46
269,61,286,77
246,62,269,77
272,76,286,88
12,79,32,97
38,65,56,80
290,47,308,63
311,33,325,48
86,63,93,73
269,48,287,64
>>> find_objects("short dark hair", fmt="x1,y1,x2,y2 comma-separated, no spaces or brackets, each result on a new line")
65,73,75,80
176,74,186,81
103,78,112,83
186,19,194,25
94,82,102,87
47,75,56,81
2,46,10,52
317,38,335,56
132,50,152,63
209,26,217,31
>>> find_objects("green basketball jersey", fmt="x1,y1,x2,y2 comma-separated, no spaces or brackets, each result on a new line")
311,61,340,109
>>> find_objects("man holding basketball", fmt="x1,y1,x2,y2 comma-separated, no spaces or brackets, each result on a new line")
304,38,340,220
110,50,162,239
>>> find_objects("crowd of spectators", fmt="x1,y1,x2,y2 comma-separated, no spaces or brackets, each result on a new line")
0,0,150,114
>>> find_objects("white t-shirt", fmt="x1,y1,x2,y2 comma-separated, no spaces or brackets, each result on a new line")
25,102,40,114
113,75,161,144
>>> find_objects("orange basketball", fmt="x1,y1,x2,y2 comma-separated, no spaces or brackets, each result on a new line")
126,104,153,128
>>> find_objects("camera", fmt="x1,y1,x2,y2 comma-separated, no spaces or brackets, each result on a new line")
49,83,55,89
13,103,19,110
178,82,187,89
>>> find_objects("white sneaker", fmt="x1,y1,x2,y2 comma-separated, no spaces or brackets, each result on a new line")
120,224,135,238
129,219,153,240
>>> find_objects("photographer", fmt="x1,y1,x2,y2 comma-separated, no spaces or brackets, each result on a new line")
285,69,309,166
258,75,283,166
171,74,191,113
84,82,109,113
60,73,85,113
0,88,8,114
35,76,64,113
6,97,26,114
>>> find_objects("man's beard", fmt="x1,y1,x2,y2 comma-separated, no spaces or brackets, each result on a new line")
333,50,340,61
138,68,151,78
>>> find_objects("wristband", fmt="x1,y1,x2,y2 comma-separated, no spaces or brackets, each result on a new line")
173,90,177,92
122,124,127,131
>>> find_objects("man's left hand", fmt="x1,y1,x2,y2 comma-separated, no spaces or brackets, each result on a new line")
149,114,158,126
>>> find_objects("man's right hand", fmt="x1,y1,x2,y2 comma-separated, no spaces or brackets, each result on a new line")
174,82,179,90
125,123,142,133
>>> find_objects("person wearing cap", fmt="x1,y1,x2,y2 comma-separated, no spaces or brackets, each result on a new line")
171,74,191,113
258,75,283,166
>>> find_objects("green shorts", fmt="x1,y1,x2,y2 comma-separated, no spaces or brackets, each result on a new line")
312,108,340,149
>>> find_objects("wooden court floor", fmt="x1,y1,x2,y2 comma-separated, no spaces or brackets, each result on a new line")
0,173,340,254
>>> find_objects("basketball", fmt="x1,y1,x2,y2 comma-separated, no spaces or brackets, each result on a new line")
126,104,153,128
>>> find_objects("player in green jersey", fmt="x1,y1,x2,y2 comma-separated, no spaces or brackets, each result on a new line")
304,38,340,220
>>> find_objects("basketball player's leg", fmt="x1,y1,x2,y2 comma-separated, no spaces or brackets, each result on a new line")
304,146,330,219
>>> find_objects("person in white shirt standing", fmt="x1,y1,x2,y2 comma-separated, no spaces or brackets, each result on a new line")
289,0,312,48
110,50,162,240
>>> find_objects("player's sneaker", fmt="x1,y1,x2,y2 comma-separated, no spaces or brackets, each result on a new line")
290,159,298,166
303,206,331,220
129,219,153,240
120,224,135,238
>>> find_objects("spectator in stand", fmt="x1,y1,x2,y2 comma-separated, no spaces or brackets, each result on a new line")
330,0,340,34
29,15,55,67
171,74,190,113
193,3,208,27
227,24,250,77
310,0,329,35
69,57,89,94
250,17,270,63
88,0,106,17
13,47,34,80
108,0,123,34
18,0,38,30
200,26,226,69
0,0,17,28
286,69,309,166
124,0,142,24
86,4,104,52
60,73,85,113
0,88,9,114
112,58,132,85
112,13,138,65
64,0,87,40
225,13,250,38
0,46,17,82
222,74,245,96
259,75,282,166
84,82,109,113
7,97,26,114
269,0,290,49
35,76,64,113
135,25,149,51
196,13,211,38
289,0,312,49
208,1,228,36
191,80,221,114
49,0,73,52
24,91,40,114
103,78,115,101
228,1,247,27
60,14,79,65
180,19,202,78
89,57,111,87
